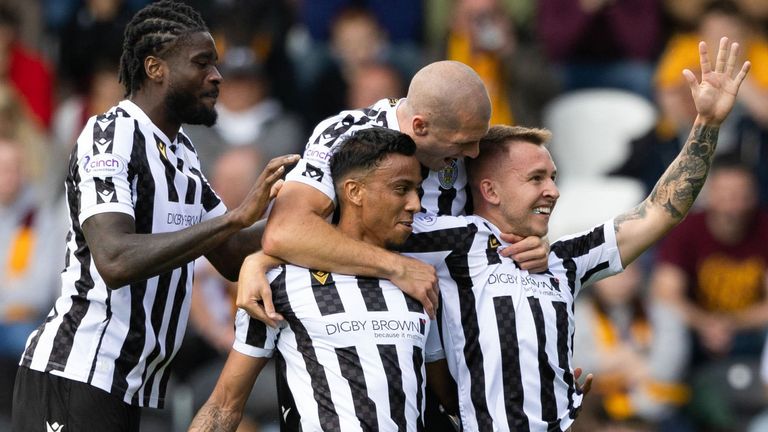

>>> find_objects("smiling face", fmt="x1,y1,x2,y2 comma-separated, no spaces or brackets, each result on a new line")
163,31,221,126
356,153,423,248
485,141,560,237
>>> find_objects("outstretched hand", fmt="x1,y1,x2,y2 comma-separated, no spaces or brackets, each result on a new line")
684,37,751,125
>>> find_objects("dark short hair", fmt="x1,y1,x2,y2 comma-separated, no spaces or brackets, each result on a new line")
118,0,208,97
329,127,417,190
467,124,552,180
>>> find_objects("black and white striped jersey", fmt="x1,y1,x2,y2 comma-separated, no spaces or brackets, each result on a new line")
402,214,624,431
234,265,444,432
286,98,470,216
20,100,226,408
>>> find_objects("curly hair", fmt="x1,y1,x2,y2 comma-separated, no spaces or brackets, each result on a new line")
118,0,208,97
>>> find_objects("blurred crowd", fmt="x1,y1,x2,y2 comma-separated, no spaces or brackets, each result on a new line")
1,0,768,431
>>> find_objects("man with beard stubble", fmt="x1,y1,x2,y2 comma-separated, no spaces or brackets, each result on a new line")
11,2,298,431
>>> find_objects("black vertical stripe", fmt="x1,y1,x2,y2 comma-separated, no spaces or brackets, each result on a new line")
137,270,175,405
22,149,80,367
486,233,502,265
309,270,345,316
87,289,113,383
336,346,379,430
92,113,116,154
154,264,190,408
245,316,268,347
111,280,148,397
412,346,425,432
276,269,341,431
112,126,154,396
276,351,302,430
46,139,102,370
188,166,221,212
403,294,423,313
155,135,179,203
528,297,558,428
357,276,387,312
552,301,578,421
437,186,456,216
176,158,197,205
445,223,494,429
493,296,529,431
417,165,429,213
94,177,118,204
378,344,407,432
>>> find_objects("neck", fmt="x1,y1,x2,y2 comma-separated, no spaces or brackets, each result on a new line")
474,205,513,235
130,92,181,141
396,100,413,137
337,213,386,249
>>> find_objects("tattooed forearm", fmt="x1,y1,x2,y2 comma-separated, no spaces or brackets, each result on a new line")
188,403,241,432
648,124,719,219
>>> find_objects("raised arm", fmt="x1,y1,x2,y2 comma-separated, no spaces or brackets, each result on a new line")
83,154,298,288
188,350,270,432
613,37,750,266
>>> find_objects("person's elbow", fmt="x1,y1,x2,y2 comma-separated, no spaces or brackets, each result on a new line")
261,218,296,258
90,245,134,289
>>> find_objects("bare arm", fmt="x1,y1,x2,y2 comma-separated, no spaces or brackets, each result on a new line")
188,350,270,432
613,38,750,266
256,182,439,314
426,360,458,415
84,155,297,288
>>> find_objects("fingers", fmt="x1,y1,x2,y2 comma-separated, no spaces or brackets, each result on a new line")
582,373,594,395
270,179,285,200
238,298,280,328
261,287,285,323
682,69,698,94
714,36,729,74
725,41,739,76
735,61,752,88
499,232,524,244
698,40,712,75
260,154,300,182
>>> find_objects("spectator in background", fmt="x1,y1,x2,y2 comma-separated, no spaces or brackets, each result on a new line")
0,84,50,191
574,263,690,431
444,0,558,126
0,5,53,129
56,0,132,96
51,60,124,152
206,0,298,112
652,159,768,430
345,61,404,109
537,0,662,99
0,138,64,427
184,45,304,174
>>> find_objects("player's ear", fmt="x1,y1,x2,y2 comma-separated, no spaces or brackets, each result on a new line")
479,178,500,205
144,55,166,83
343,179,365,207
412,116,428,137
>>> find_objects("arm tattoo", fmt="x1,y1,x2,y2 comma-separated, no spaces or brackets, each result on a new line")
614,124,718,234
188,404,241,432
649,124,718,218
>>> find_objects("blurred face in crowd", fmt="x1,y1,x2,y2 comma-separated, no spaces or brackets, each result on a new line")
211,147,262,209
347,64,403,109
331,10,384,69
0,140,23,205
593,263,642,306
705,167,758,241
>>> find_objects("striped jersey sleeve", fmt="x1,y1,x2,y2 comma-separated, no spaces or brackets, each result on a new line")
550,219,624,297
75,108,135,223
285,99,399,202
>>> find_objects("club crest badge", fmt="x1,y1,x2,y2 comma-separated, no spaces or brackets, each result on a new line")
438,159,459,189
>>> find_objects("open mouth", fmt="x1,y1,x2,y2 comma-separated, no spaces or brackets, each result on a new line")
532,207,552,215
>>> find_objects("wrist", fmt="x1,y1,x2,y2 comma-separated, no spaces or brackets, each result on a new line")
694,114,722,128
